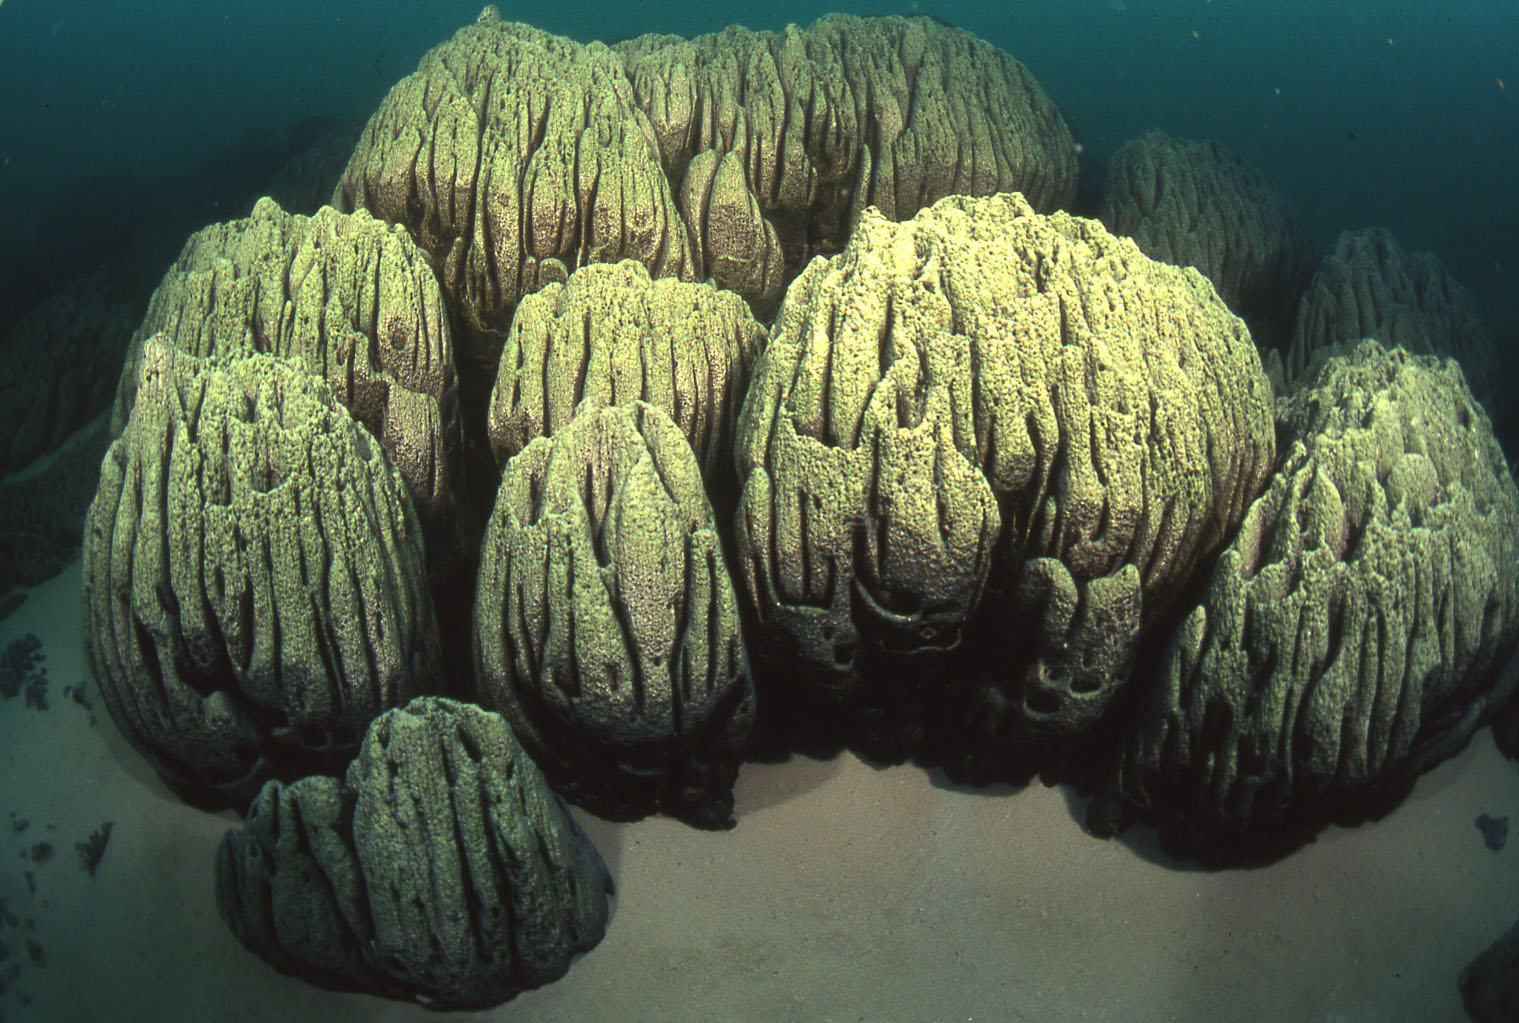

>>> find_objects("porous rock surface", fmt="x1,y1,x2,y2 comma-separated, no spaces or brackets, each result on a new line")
336,11,695,364
0,267,135,477
616,13,1078,313
108,197,461,547
1093,341,1519,861
216,696,612,1011
83,340,441,804
1101,131,1317,349
336,7,1076,360
475,401,754,827
487,260,764,484
1284,228,1500,426
733,191,1274,755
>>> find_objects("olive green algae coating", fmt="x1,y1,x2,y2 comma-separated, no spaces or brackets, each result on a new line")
335,10,694,361
1101,131,1318,349
336,7,1076,348
216,696,612,1010
1285,228,1500,426
107,197,461,545
733,192,1275,741
616,13,1078,312
83,339,441,804
475,401,754,827
1099,341,1519,857
487,260,764,481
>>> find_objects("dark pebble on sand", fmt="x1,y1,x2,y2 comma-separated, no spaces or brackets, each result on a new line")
1477,813,1509,851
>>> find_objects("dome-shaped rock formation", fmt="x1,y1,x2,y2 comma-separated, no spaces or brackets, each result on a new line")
475,401,754,827
216,696,612,1010
84,340,441,805
107,197,463,560
487,260,764,486
733,191,1275,763
1092,340,1519,862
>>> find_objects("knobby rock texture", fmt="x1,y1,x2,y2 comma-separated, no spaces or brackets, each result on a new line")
1094,341,1519,862
1285,227,1501,433
336,11,694,368
475,401,754,827
616,12,1078,314
83,340,441,805
487,259,764,485
0,266,134,477
335,7,1076,366
108,197,462,559
1101,131,1317,350
217,697,612,1011
733,191,1274,760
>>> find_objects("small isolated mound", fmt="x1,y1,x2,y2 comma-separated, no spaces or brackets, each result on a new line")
1094,341,1519,863
0,267,134,477
475,401,754,828
617,13,1078,313
217,696,612,1011
83,340,441,805
733,191,1274,756
1101,131,1317,348
108,197,461,551
336,12,695,362
1285,228,1500,423
487,260,764,484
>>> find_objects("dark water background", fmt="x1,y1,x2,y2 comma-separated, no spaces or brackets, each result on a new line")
1,0,1514,338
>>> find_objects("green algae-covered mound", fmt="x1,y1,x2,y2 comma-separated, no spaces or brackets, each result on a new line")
1101,130,1318,349
1285,228,1500,427
1093,340,1519,862
486,260,764,484
336,11,695,362
733,191,1275,759
107,198,461,552
83,339,441,805
475,401,754,828
216,696,612,1011
336,7,1076,357
616,12,1078,314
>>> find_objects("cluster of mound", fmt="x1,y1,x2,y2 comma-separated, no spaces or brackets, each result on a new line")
336,7,1076,363
83,340,441,804
1091,341,1519,861
217,696,612,1010
476,401,754,827
1100,130,1318,349
733,191,1275,760
59,6,1519,1012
